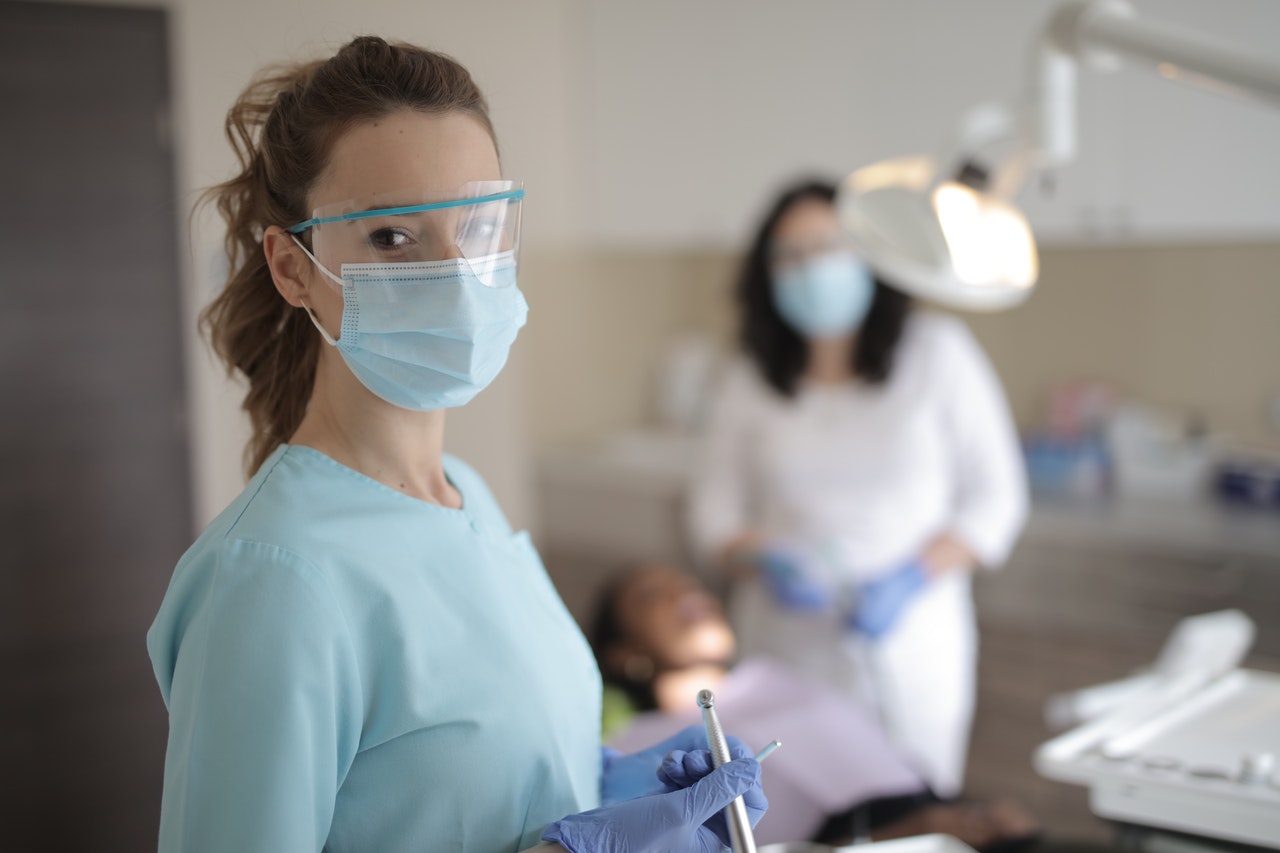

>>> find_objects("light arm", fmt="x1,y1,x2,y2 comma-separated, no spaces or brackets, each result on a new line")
1031,0,1280,170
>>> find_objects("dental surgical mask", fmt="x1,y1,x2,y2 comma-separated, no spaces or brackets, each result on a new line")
771,250,874,338
287,181,529,410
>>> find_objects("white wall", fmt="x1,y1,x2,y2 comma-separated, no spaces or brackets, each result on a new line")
582,0,1280,247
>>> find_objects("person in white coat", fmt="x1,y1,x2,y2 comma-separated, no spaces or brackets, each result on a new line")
688,179,1028,798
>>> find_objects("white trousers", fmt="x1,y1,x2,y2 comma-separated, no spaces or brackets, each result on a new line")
731,572,977,797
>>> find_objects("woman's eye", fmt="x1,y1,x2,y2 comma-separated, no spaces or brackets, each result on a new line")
368,227,414,250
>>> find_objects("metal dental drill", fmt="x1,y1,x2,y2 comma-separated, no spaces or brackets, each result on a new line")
697,689,757,853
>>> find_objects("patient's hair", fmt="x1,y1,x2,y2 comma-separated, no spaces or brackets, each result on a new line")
736,179,913,398
200,36,495,475
590,569,660,713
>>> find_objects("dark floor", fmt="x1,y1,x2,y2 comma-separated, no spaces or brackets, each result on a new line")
963,619,1137,844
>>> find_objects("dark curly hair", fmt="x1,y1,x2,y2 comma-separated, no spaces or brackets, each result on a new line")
737,179,913,397
590,569,660,713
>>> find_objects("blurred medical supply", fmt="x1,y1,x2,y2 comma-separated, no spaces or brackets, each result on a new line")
1022,381,1113,499
1214,447,1280,510
1044,609,1255,730
1106,404,1215,501
1036,610,1280,849
1024,382,1280,516
1022,434,1110,500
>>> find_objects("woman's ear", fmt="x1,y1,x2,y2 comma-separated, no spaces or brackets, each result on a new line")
263,225,312,308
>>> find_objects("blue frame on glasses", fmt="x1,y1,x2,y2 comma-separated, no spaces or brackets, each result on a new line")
285,188,526,235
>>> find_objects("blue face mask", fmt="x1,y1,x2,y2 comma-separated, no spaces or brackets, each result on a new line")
297,242,528,411
771,251,875,338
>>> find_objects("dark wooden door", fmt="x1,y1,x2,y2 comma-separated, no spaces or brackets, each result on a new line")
0,3,192,849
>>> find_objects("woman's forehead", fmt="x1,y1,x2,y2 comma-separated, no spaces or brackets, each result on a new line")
620,565,691,604
310,110,500,211
774,197,840,238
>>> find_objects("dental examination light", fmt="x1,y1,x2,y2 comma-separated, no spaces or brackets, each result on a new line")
836,0,1280,312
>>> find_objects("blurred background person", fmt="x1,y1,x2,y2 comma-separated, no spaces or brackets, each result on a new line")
688,178,1029,797
594,561,1042,849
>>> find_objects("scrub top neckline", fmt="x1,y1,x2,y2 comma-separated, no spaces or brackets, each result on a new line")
279,443,472,518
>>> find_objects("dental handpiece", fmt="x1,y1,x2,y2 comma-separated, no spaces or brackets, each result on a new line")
696,689,758,853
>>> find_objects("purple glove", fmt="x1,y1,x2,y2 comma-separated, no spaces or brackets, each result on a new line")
600,725,753,805
658,748,768,846
542,756,763,853
755,540,835,611
846,560,929,639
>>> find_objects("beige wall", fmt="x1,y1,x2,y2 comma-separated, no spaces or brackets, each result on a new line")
968,242,1280,448
525,241,1280,451
519,249,735,445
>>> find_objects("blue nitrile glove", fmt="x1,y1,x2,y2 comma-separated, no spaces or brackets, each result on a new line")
754,540,834,611
543,755,763,853
658,748,768,846
601,725,752,805
846,560,930,639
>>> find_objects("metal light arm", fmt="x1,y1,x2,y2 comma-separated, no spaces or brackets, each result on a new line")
837,0,1280,312
1032,0,1280,170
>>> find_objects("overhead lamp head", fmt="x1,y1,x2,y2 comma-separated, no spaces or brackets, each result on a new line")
836,156,1038,312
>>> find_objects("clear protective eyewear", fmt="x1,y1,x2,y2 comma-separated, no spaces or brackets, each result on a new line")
287,180,524,288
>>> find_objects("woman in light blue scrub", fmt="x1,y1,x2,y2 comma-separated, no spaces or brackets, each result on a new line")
147,37,764,853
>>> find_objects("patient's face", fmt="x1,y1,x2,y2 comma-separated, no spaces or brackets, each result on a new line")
614,565,735,670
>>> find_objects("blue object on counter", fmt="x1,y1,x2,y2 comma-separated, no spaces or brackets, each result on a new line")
1023,433,1111,499
1214,460,1280,510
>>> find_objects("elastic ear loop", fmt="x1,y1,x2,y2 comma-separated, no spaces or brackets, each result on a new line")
290,234,343,346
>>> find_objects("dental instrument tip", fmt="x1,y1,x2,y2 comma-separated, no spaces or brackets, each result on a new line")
697,689,715,709
754,740,781,763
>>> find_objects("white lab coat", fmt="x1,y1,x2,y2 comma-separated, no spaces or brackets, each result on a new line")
688,311,1027,796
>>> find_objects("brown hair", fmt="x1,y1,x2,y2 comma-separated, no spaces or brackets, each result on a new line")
199,36,496,475
737,179,913,398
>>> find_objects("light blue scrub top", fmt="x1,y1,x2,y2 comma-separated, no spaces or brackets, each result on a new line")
148,445,602,852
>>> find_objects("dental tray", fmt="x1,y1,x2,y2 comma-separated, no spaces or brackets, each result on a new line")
759,833,978,853
1036,668,1280,849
